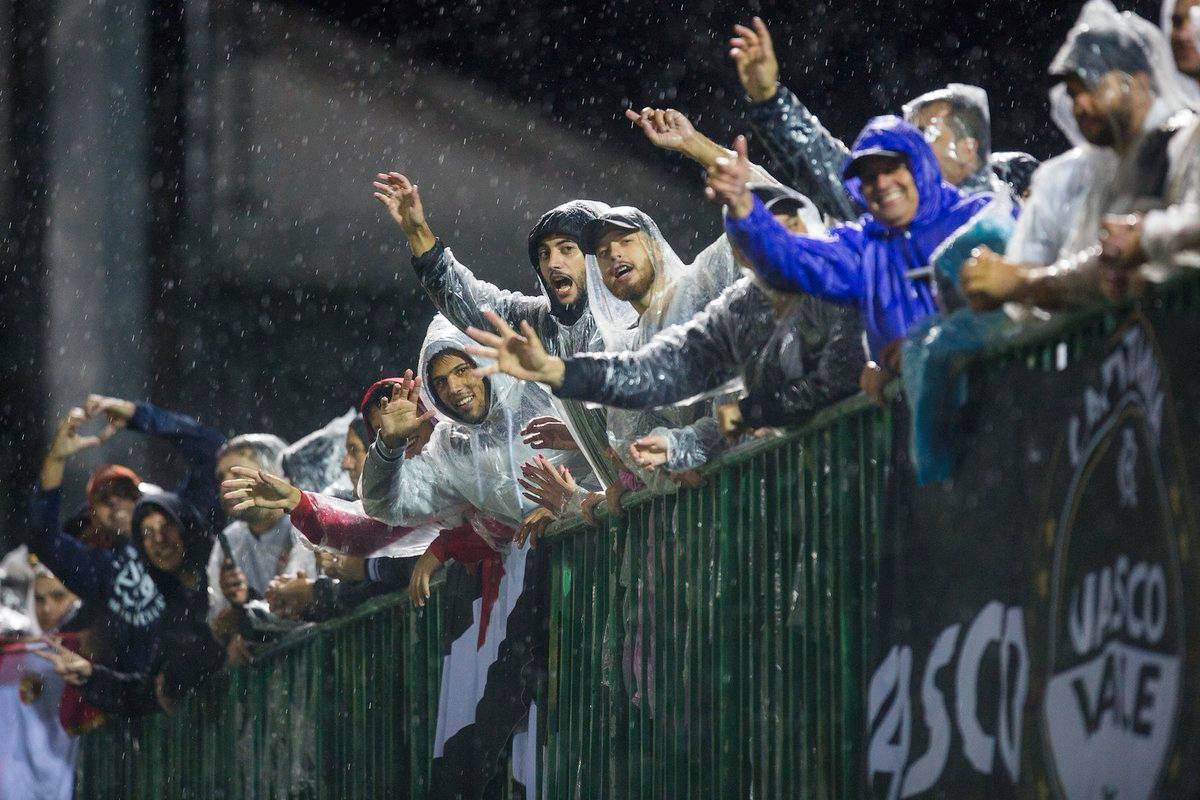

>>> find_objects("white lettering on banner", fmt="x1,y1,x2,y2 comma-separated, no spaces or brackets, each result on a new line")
1068,326,1163,468
1045,320,1183,800
1045,643,1179,800
867,602,1028,799
1068,555,1168,657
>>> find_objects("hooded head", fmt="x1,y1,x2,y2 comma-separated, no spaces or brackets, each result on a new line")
842,116,956,232
131,492,210,585
417,316,507,427
85,464,143,538
1049,1,1193,149
281,409,355,494
748,183,826,235
526,200,611,325
902,83,993,187
581,206,688,313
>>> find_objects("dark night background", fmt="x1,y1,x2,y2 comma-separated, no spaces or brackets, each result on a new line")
0,0,1163,544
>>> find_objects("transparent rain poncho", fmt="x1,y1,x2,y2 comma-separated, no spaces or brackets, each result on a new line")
1036,0,1200,300
280,408,356,493
359,315,591,539
586,208,741,488
412,200,627,489
902,83,1009,198
902,194,1020,484
1162,0,1200,103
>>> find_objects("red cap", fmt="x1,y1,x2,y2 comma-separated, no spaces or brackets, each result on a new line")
84,464,142,509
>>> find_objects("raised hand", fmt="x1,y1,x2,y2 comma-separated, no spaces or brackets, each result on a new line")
520,416,578,451
373,172,427,234
464,311,565,387
32,638,93,686
47,408,111,461
376,373,435,449
730,17,780,103
519,454,579,515
516,506,556,549
222,465,302,513
373,171,436,256
84,394,136,424
624,107,698,153
705,135,754,218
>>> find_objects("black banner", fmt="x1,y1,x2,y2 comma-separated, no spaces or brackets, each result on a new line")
869,312,1200,800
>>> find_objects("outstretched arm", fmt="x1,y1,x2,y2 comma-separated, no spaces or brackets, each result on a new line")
374,172,549,335
729,17,857,221
555,290,743,409
91,396,226,525
624,106,781,186
28,410,119,602
709,138,865,303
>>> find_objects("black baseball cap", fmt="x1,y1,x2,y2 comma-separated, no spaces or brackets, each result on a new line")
581,207,646,255
843,148,908,180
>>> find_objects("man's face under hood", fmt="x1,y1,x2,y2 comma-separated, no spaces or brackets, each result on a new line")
1065,72,1153,148
140,509,185,574
596,229,656,305
910,100,981,188
429,352,488,424
856,156,920,229
535,235,588,307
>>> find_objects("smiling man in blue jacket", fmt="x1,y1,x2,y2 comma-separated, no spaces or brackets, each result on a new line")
709,118,997,400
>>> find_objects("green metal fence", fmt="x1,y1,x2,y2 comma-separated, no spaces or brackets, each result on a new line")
77,272,1200,799
78,591,445,799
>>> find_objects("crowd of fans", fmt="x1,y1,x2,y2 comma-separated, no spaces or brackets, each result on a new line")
1,0,1198,793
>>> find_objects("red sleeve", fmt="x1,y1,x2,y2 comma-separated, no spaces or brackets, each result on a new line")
290,492,414,556
289,491,322,542
427,524,496,565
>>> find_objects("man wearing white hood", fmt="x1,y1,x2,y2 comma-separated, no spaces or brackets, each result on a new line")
374,175,626,491
465,184,863,468
358,315,588,799
962,0,1200,310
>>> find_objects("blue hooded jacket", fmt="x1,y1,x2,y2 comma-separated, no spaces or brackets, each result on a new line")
725,115,994,356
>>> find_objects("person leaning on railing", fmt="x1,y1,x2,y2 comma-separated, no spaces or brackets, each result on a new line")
707,117,1002,406
960,0,1200,311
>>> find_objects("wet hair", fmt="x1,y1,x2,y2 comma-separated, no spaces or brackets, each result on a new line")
216,433,288,474
348,413,372,448
427,347,476,378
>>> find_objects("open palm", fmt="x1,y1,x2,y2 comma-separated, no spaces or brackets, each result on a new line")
372,172,427,236
377,375,434,446
624,107,696,152
465,311,558,385
222,466,301,512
